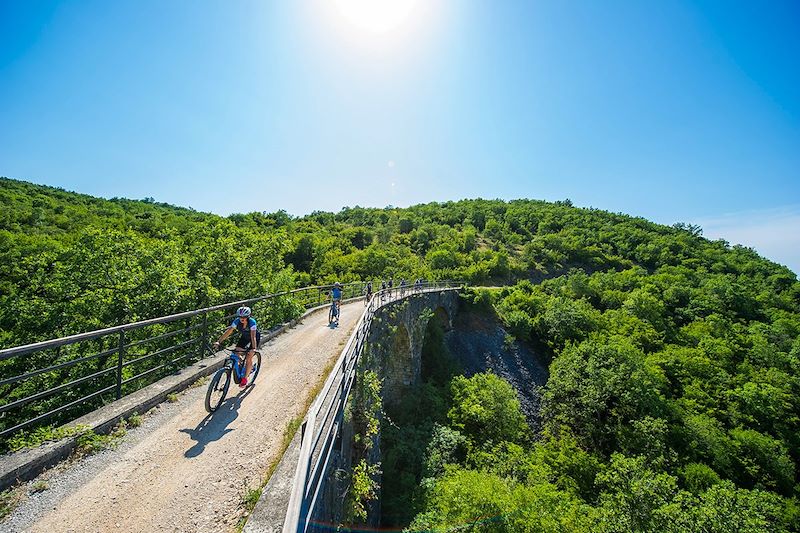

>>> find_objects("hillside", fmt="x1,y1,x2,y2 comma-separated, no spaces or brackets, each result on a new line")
1,176,799,530
2,177,795,349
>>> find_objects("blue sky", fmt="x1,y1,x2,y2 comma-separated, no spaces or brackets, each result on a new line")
1,1,798,271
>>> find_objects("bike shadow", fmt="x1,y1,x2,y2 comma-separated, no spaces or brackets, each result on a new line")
327,321,339,329
180,385,256,458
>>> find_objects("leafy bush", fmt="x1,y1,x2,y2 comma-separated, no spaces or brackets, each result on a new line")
448,373,529,446
680,463,721,494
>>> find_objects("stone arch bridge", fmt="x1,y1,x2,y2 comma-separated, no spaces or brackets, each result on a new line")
365,290,459,407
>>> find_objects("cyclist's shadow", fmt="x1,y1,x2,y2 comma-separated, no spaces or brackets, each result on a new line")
180,385,255,458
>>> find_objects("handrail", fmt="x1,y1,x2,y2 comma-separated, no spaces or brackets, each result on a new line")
0,283,363,359
0,281,370,440
282,280,464,532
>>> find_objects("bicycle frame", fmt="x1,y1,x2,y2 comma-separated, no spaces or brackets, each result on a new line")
329,299,340,322
223,349,248,381
205,346,261,412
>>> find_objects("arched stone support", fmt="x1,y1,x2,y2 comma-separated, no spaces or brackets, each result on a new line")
365,290,459,409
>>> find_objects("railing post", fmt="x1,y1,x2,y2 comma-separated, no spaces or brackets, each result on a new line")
198,312,208,359
116,329,125,400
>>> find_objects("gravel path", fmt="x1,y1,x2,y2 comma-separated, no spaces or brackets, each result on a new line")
3,303,362,533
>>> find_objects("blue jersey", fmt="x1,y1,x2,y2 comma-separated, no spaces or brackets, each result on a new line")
332,287,342,300
231,317,258,335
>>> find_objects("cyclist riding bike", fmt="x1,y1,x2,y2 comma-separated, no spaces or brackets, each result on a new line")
365,281,373,301
213,306,261,388
331,282,343,318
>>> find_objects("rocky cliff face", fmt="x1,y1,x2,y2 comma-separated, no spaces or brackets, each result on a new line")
445,309,549,432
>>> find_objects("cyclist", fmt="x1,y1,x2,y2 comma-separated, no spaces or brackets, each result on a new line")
331,282,343,319
213,306,260,388
365,281,373,302
400,278,406,296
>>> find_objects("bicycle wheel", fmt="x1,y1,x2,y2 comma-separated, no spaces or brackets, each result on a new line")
248,351,262,385
205,367,231,413
328,305,335,324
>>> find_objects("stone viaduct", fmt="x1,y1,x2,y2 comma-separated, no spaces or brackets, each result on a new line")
364,289,459,408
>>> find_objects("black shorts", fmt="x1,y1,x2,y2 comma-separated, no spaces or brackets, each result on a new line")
236,331,261,350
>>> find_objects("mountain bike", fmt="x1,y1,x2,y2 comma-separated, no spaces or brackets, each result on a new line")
328,299,340,324
205,346,262,413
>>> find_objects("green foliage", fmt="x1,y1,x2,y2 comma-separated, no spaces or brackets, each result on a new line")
344,459,381,524
350,370,382,454
593,454,680,531
544,339,667,455
75,421,127,456
680,463,721,494
449,372,529,446
683,481,793,533
235,484,264,533
410,468,594,532
381,317,457,527
241,485,261,512
343,369,383,526
0,486,24,520
423,424,468,479
408,261,798,530
539,296,600,349
30,480,49,493
127,412,143,428
460,287,495,314
0,178,299,442
6,424,89,453
728,428,795,494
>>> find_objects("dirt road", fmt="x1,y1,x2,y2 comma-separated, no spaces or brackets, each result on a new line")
12,302,362,533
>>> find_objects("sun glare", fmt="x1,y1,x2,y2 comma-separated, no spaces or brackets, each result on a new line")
332,0,421,34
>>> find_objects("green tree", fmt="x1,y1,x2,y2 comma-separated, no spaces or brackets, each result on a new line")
448,372,529,445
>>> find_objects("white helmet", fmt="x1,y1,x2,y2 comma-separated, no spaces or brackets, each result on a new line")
236,306,252,318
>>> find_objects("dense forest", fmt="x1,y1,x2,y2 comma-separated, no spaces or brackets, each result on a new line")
380,283,800,531
1,176,799,530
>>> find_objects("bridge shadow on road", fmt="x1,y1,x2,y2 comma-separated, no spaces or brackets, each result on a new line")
180,385,255,458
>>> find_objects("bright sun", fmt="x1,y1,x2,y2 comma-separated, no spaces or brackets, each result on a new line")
332,0,421,34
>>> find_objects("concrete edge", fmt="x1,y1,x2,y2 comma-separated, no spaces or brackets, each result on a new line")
0,299,364,492
243,428,303,533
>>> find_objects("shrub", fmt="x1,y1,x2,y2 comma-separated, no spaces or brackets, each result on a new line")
448,373,529,445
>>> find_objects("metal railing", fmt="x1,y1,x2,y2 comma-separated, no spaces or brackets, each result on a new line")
283,280,464,532
0,282,371,441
